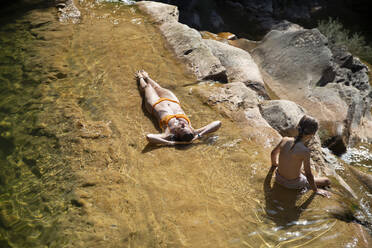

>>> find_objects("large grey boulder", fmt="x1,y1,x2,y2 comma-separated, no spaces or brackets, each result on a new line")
252,28,372,152
259,100,305,137
159,22,227,81
203,39,268,98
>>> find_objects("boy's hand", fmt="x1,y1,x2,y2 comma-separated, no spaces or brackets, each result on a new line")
316,189,331,198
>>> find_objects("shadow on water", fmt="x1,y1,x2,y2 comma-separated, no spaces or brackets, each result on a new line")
263,166,316,227
0,137,15,157
0,0,54,27
142,139,208,153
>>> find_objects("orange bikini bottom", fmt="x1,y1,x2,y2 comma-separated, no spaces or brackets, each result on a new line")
152,98,191,129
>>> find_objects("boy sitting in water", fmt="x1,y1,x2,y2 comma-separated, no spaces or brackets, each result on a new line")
270,115,331,197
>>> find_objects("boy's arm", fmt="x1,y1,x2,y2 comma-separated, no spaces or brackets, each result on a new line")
194,121,221,140
303,152,317,192
304,154,330,197
270,138,283,167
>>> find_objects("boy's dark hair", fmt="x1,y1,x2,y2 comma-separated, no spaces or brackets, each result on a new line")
291,115,318,150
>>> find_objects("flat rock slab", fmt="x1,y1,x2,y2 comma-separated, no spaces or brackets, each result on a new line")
252,29,332,101
196,82,281,146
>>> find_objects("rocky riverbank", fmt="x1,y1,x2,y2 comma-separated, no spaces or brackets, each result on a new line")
137,0,372,158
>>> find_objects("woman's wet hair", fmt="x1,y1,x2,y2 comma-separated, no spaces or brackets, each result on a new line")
172,125,195,142
291,115,318,149
179,132,195,142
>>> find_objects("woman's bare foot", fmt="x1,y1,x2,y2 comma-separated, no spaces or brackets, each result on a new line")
140,69,149,79
135,70,147,89
135,70,144,80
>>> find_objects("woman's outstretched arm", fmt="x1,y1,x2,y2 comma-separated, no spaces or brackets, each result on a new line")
146,133,193,145
193,121,221,140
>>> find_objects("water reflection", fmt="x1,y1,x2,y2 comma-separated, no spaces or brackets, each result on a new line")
264,166,315,227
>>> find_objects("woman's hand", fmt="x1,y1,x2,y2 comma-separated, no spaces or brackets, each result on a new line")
191,133,202,142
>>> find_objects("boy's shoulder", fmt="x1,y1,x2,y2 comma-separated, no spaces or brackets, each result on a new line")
282,136,294,142
281,136,294,145
296,142,311,155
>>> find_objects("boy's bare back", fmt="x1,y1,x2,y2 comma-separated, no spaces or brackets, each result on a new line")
276,137,310,180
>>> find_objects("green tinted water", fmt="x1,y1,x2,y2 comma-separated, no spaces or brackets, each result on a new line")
0,2,75,247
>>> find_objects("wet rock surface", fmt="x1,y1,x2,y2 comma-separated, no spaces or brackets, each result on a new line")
196,82,281,147
139,0,371,164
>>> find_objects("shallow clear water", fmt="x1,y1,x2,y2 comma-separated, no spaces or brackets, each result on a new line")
0,0,371,247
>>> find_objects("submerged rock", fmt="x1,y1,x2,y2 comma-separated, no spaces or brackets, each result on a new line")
349,166,372,194
75,120,112,139
56,0,81,24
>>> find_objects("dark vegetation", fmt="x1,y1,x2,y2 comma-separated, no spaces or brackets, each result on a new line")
317,18,372,65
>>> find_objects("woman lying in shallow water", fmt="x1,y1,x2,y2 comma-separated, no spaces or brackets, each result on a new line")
136,70,221,145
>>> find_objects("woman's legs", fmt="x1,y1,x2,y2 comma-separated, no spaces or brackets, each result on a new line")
136,71,159,114
140,70,179,102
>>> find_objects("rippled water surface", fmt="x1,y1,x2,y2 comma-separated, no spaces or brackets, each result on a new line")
0,0,371,247
342,145,372,173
